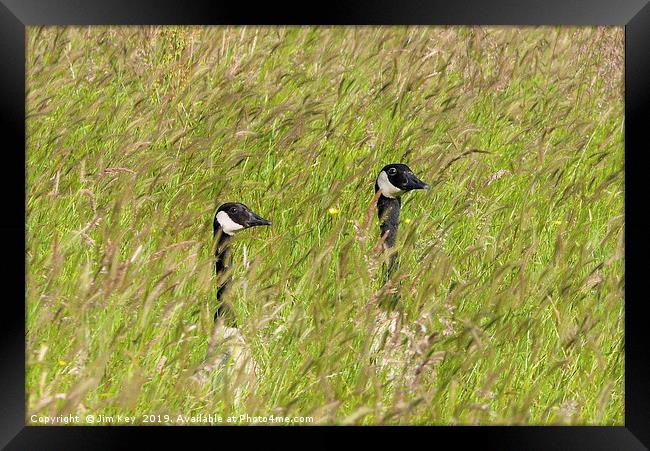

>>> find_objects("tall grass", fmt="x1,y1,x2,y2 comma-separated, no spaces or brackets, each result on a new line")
26,26,624,425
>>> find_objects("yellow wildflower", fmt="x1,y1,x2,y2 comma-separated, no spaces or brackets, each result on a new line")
58,359,67,367
328,207,340,216
404,218,412,225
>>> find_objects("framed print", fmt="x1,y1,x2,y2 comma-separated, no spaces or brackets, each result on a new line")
2,0,648,448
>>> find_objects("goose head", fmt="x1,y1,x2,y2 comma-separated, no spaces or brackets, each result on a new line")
214,202,271,236
375,163,429,199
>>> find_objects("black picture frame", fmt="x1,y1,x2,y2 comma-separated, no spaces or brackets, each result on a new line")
2,1,648,448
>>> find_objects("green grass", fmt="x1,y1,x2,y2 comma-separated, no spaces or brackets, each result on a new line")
26,26,624,425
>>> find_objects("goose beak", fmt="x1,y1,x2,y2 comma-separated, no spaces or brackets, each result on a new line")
405,172,429,190
246,212,272,227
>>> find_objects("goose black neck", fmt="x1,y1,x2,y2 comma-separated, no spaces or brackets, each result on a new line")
214,227,233,277
214,226,236,325
377,193,401,248
376,193,402,309
377,192,401,282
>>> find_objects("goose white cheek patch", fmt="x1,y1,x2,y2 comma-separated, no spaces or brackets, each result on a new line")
216,211,244,235
377,171,402,198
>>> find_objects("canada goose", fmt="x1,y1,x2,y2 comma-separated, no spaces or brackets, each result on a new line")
375,163,429,279
213,202,271,325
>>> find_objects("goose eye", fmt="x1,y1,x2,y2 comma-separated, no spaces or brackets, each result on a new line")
230,207,237,213
388,168,397,175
